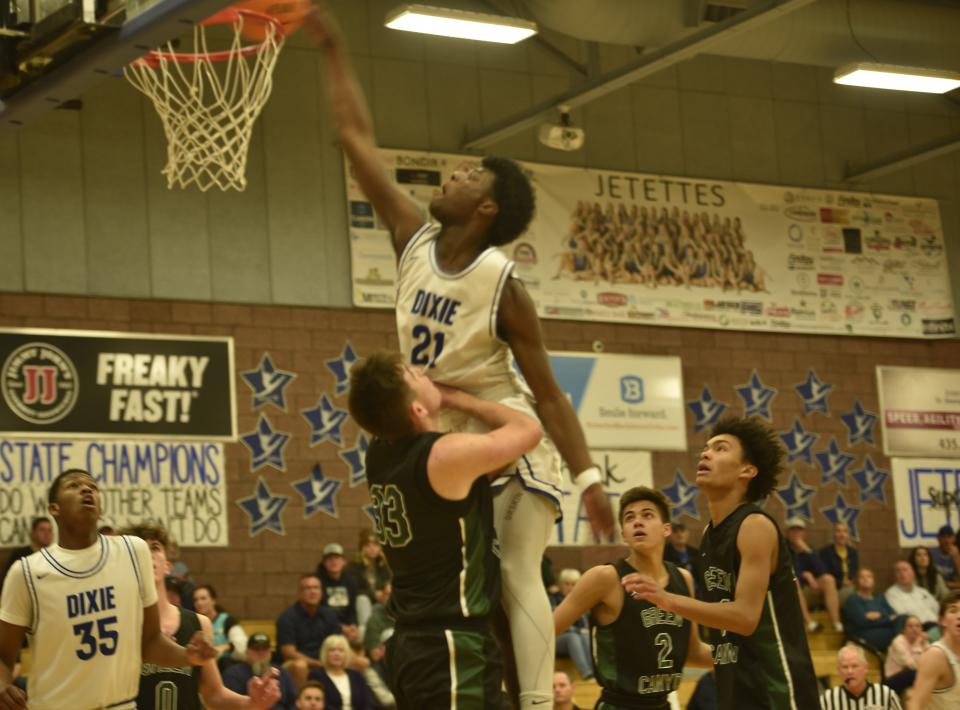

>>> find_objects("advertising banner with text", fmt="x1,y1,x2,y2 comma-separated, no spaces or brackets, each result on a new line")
0,328,236,440
893,457,960,547
878,366,960,458
0,438,227,547
347,149,955,338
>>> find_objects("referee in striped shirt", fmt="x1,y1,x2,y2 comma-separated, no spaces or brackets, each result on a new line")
820,644,903,709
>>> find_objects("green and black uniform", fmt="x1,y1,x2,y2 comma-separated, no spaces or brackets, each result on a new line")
699,503,818,710
138,607,202,710
366,431,504,710
593,559,690,710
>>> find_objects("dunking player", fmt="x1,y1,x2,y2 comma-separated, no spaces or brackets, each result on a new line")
0,469,217,709
624,417,818,709
306,6,615,706
554,487,712,710
348,351,542,708
122,522,280,710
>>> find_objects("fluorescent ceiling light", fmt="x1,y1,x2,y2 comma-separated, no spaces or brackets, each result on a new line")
834,63,960,94
385,4,537,44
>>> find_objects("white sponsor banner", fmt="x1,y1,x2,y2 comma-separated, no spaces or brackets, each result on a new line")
547,352,686,451
553,450,652,546
892,457,960,547
346,148,955,337
0,438,227,546
878,366,960,458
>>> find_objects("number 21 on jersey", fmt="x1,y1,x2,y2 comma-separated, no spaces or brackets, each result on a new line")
410,325,445,368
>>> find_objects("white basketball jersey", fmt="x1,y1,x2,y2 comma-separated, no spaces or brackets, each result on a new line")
396,223,563,506
0,535,156,710
929,640,960,710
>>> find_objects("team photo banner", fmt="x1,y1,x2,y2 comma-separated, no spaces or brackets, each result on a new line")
0,328,236,440
347,149,955,338
878,366,960,458
0,438,227,546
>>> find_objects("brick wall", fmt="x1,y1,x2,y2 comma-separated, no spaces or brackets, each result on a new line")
2,292,958,617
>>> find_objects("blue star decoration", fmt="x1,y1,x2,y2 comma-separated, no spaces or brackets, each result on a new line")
779,419,819,464
851,456,890,504
291,463,342,518
815,437,856,486
820,494,862,541
662,469,700,521
840,400,878,447
325,342,359,396
686,386,729,433
363,504,380,536
774,471,817,521
734,370,778,420
240,414,292,473
240,352,297,411
236,477,289,536
340,432,370,487
794,369,833,416
301,393,350,447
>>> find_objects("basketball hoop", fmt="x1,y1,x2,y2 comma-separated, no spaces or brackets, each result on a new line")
124,7,285,192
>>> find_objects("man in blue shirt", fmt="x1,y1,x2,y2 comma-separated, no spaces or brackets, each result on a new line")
277,574,342,690
842,568,901,652
930,525,960,590
224,633,298,709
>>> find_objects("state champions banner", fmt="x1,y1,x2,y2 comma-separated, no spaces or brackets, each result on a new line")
0,438,227,546
347,148,955,338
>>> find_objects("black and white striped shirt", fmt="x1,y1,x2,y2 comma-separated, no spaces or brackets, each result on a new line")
820,682,903,710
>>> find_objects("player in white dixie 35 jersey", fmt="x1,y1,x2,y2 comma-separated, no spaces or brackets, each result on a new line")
306,5,616,707
0,468,217,710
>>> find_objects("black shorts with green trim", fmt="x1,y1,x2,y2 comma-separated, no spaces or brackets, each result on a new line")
386,622,507,710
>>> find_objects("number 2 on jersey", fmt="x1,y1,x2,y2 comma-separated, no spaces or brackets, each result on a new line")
410,325,445,368
73,615,119,660
654,632,674,669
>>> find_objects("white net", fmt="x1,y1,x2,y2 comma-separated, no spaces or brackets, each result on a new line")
124,10,284,192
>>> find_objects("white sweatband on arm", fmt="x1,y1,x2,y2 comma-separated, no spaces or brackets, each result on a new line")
574,465,602,494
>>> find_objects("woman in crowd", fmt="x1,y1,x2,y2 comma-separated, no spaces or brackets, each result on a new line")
346,529,391,634
193,584,248,669
310,634,374,710
884,614,930,696
908,546,950,601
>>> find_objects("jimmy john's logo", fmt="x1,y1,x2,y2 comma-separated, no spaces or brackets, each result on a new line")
2,343,79,424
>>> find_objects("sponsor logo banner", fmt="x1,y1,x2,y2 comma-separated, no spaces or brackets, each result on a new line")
878,366,960,458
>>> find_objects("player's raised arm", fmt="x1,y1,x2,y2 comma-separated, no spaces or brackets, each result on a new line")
427,385,542,500
497,277,615,538
624,513,777,636
304,1,423,254
553,565,617,636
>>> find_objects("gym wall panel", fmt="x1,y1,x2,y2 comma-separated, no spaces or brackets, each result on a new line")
818,103,868,182
20,110,87,295
371,58,430,150
728,96,779,183
677,54,726,94
478,68,536,161
722,56,774,99
583,90,637,173
0,133,24,291
773,100,826,186
425,62,482,153
679,91,733,179
629,85,686,176
771,62,820,104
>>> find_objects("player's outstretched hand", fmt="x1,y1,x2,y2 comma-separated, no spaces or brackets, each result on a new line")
302,1,340,49
0,683,26,709
247,667,281,709
184,630,218,665
622,572,674,611
582,482,616,540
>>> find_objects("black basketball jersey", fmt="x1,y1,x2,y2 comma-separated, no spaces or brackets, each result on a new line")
592,559,690,709
365,432,500,625
138,607,202,710
699,503,818,710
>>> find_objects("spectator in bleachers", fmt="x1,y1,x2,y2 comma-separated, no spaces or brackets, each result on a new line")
930,525,960,590
542,554,559,595
820,644,903,709
1,517,53,588
550,569,593,680
362,583,394,657
884,615,929,696
316,543,361,645
346,530,391,636
164,575,185,607
167,539,196,611
885,561,941,638
910,546,950,602
820,521,859,607
308,635,373,710
278,574,343,690
223,632,299,709
786,517,843,632
663,522,702,594
295,681,325,710
843,567,901,652
552,670,583,710
194,583,248,669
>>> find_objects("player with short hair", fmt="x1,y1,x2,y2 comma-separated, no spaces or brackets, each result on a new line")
0,468,217,709
122,522,280,710
624,417,818,709
307,6,614,706
907,591,960,710
348,350,542,709
555,487,712,709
